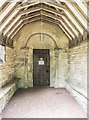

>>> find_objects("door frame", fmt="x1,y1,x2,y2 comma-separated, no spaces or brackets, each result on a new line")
33,49,50,87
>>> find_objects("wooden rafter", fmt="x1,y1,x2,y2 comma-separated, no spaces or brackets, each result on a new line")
5,11,75,40
65,2,87,31
42,1,66,11
5,19,21,37
16,1,40,10
3,6,64,36
10,14,73,40
21,10,62,21
64,13,81,35
16,1,66,11
8,21,23,39
1,11,20,33
19,3,64,16
11,17,72,40
73,2,88,26
1,2,18,24
64,9,84,34
61,18,78,38
10,24,24,39
0,2,10,12
73,2,87,20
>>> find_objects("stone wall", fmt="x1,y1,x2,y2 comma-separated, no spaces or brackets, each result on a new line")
54,49,68,88
66,40,88,112
13,21,69,88
0,47,18,114
0,47,16,87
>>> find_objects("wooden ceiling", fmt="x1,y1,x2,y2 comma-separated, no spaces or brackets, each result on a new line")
0,0,88,48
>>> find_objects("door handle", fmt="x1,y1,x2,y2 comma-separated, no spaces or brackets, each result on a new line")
46,70,49,72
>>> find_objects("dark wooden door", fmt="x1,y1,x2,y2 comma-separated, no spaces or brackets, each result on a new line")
33,49,50,86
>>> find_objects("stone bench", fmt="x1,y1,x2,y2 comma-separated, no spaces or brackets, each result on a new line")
0,80,18,114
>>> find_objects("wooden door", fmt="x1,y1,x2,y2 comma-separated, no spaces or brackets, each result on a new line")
33,49,50,86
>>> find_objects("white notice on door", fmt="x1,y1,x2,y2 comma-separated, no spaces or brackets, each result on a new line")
38,61,44,65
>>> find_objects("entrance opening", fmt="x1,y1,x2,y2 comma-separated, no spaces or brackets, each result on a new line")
33,49,50,86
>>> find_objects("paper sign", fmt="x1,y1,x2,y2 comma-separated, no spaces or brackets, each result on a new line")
38,61,44,65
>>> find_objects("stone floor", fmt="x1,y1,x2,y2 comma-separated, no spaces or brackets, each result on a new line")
2,88,87,118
